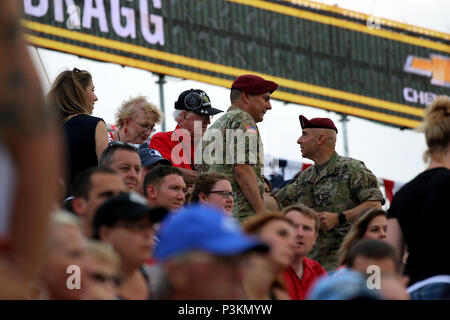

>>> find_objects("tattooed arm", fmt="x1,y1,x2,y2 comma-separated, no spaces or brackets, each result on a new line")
0,0,62,293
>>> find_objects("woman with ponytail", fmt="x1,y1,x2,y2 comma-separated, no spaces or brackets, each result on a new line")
47,68,108,190
386,95,450,300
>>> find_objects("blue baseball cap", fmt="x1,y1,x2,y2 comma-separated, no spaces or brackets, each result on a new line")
153,205,269,261
307,269,381,300
138,145,172,167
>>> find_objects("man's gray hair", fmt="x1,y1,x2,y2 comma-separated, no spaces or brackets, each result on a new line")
173,109,183,122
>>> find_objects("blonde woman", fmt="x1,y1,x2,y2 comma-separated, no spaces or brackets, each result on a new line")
111,95,162,144
83,240,121,300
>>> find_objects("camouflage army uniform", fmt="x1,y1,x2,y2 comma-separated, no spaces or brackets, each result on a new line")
197,107,265,222
274,152,384,271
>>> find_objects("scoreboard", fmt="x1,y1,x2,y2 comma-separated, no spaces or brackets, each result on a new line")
22,0,450,128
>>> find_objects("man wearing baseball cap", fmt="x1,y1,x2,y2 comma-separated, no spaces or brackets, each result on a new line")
149,89,222,189
92,192,168,299
149,89,222,170
274,115,384,271
137,144,172,195
151,205,269,299
198,74,278,221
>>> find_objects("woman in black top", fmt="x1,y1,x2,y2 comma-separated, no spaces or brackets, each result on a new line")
387,95,450,300
48,68,108,191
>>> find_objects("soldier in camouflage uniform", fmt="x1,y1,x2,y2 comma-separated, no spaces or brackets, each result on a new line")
274,115,384,271
197,74,278,221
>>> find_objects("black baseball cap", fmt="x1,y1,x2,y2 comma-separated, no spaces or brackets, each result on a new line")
174,89,223,116
92,192,168,239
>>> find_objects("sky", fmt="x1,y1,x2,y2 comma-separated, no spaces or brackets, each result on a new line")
28,0,450,184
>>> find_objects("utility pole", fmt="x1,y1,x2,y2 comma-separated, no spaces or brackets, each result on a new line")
339,113,349,157
156,74,166,132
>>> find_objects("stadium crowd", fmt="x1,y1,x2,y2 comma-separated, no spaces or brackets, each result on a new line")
1,0,449,300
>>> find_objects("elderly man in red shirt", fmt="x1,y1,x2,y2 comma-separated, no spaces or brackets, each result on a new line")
282,204,327,300
149,89,222,187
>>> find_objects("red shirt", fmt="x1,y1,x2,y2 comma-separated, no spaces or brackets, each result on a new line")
283,257,327,300
149,125,196,170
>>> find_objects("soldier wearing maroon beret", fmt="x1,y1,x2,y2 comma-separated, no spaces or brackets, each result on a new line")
274,115,384,271
198,74,278,221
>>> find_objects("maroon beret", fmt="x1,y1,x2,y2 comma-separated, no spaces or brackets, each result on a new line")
299,115,338,133
231,74,278,94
